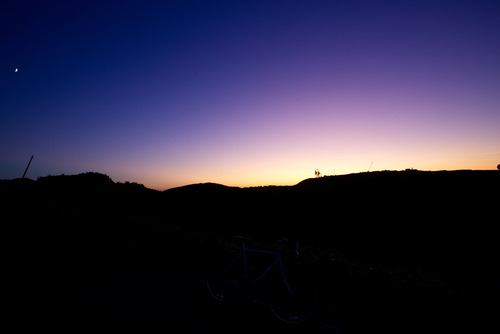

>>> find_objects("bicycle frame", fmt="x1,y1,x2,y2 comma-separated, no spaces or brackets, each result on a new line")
221,242,292,295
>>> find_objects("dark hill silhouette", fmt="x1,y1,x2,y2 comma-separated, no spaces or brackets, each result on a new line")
166,182,239,193
3,169,499,334
161,169,499,283
3,169,499,284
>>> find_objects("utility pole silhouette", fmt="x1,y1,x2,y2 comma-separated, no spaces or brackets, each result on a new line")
22,155,34,178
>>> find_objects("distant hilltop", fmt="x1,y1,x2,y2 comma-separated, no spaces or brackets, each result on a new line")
296,168,498,187
1,171,151,191
2,169,499,285
2,168,499,193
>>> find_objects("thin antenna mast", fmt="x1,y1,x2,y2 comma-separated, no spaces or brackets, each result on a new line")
22,155,34,178
368,161,373,172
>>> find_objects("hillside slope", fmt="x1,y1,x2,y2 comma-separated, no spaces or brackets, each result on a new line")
3,170,499,282
162,170,499,281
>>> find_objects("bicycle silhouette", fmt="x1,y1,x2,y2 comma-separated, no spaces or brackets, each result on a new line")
206,235,317,324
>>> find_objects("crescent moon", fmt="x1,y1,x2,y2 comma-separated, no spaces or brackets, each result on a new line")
14,68,18,72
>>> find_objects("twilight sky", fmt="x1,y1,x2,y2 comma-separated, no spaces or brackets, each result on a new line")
2,0,499,190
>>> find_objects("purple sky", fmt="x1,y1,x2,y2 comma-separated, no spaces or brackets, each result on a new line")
2,0,499,189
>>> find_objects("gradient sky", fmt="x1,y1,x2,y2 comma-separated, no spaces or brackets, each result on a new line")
2,0,499,190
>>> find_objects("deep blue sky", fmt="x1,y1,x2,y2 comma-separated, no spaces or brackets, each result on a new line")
2,0,499,189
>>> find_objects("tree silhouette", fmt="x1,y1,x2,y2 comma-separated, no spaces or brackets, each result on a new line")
315,169,321,178
497,164,500,171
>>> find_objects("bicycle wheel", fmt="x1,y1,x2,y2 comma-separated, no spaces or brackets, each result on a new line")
267,268,317,324
206,260,240,303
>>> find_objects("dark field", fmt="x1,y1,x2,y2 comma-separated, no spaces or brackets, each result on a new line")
3,170,499,333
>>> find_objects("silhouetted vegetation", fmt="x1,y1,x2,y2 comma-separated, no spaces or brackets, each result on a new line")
3,169,499,333
4,170,499,281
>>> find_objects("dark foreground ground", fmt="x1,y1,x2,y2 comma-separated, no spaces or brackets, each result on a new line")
7,227,500,334
7,227,346,333
3,170,500,333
